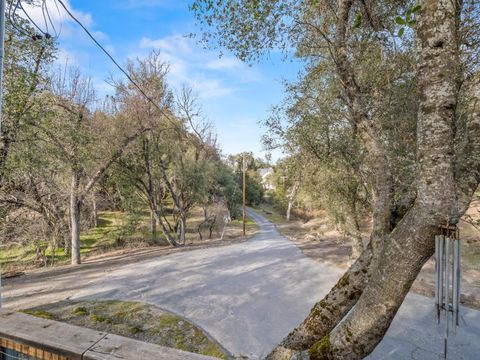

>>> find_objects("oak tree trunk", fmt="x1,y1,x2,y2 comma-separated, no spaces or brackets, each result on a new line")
286,181,299,221
268,1,480,359
92,194,98,228
267,246,373,359
286,201,293,222
150,209,158,242
151,207,178,247
349,234,364,260
70,172,82,265
179,212,187,244
308,1,461,358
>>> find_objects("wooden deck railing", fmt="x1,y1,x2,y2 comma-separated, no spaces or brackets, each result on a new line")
0,309,218,360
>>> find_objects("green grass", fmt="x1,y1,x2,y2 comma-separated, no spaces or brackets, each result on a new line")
22,310,55,320
229,217,258,228
1,211,153,271
252,203,289,225
2,206,260,272
72,306,89,316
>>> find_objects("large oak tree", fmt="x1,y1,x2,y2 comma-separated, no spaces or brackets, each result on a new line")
191,0,480,358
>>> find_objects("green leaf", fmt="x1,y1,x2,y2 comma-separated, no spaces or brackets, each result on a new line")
354,14,362,28
406,9,412,22
398,27,405,37
407,19,417,27
395,16,406,25
412,4,422,13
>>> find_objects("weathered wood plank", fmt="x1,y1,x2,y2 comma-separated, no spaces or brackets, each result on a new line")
0,309,106,359
0,310,220,360
83,334,219,360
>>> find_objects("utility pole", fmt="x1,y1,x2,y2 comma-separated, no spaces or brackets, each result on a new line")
242,155,247,237
0,0,6,309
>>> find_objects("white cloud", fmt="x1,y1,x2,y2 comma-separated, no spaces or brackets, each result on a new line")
54,48,78,66
205,57,242,71
191,78,236,98
141,35,192,55
119,0,181,9
140,35,260,99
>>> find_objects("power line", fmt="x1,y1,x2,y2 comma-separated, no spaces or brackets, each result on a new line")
55,0,180,129
8,0,60,39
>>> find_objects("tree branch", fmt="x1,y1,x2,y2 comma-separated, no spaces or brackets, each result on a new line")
81,127,152,200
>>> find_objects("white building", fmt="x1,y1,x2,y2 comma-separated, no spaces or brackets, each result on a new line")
259,167,275,190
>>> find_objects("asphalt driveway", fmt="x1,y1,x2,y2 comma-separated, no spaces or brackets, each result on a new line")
4,209,480,359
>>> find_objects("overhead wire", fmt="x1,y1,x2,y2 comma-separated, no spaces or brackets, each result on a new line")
54,0,183,132
8,0,31,37
6,0,184,135
41,0,50,34
8,0,60,39
18,1,47,36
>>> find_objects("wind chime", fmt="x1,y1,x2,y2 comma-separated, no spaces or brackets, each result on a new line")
434,221,461,359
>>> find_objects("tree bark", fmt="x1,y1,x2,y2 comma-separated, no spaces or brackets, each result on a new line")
333,0,394,253
455,77,480,215
308,1,461,358
92,194,98,228
70,171,82,265
286,181,300,221
152,209,178,246
347,199,364,259
150,209,157,242
268,1,395,356
349,233,363,260
286,201,293,222
267,246,373,359
179,212,187,244
142,137,158,243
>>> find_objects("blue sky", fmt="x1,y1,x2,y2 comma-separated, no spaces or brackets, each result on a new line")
24,0,302,160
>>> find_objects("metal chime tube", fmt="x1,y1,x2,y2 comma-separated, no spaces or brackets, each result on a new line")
435,228,461,359
435,235,441,321
453,239,461,326
444,236,450,357
438,235,444,320
457,239,461,324
452,238,457,329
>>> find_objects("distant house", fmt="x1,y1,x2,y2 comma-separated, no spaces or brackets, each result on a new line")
259,167,275,190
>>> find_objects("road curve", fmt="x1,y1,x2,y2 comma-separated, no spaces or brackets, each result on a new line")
4,208,480,359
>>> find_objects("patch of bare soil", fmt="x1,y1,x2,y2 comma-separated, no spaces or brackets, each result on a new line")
274,213,361,271
23,300,228,359
281,228,352,271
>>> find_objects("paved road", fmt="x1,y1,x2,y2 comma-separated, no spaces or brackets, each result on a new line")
4,209,480,359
